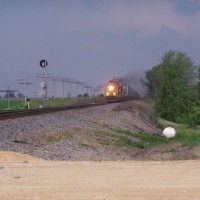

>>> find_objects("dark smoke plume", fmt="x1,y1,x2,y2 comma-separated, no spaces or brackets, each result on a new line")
114,72,147,96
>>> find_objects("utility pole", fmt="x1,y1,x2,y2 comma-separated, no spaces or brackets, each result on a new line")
51,77,57,100
90,87,99,97
18,79,33,108
83,85,92,97
96,85,104,96
51,77,85,98
74,81,87,97
53,78,71,98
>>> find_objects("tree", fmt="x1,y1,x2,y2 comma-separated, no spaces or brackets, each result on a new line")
141,64,163,98
4,92,16,98
17,93,25,98
143,50,199,125
159,51,197,121
198,67,200,100
83,93,89,97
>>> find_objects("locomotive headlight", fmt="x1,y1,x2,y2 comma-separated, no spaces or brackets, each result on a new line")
106,92,109,96
108,85,114,91
113,92,116,95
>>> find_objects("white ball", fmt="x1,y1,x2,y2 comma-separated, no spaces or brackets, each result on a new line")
163,127,176,138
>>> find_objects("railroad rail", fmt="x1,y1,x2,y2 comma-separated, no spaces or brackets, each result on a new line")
0,101,108,121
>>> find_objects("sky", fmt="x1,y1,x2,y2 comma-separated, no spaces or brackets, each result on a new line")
1,0,200,97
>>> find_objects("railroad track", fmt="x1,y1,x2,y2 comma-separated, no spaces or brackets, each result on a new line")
0,101,108,121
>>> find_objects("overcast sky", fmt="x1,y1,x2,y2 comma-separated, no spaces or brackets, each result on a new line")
1,0,200,97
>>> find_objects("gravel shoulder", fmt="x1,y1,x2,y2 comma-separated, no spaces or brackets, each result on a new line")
0,101,159,161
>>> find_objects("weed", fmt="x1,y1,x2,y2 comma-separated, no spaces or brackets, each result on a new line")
78,143,96,150
113,129,169,148
38,131,74,143
169,148,177,153
115,137,145,149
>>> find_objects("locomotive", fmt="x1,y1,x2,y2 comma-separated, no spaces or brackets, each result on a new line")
104,79,134,101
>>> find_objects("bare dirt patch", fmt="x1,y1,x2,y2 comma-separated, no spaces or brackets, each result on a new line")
0,151,200,200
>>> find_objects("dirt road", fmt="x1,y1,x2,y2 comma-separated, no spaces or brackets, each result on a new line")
0,152,200,200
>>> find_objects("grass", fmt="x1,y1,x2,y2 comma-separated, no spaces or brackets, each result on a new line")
113,129,169,149
93,122,200,149
115,129,200,149
78,143,96,150
32,123,200,151
0,97,75,110
37,130,74,143
91,129,168,149
0,97,103,110
0,99,24,110
173,130,200,146
115,137,146,149
158,118,200,147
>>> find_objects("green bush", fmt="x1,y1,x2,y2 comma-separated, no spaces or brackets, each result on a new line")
187,103,200,127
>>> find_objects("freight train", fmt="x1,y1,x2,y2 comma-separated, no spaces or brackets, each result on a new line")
104,79,134,101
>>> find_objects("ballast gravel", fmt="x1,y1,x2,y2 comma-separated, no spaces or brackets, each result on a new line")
0,102,161,160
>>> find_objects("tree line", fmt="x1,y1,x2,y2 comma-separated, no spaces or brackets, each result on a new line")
0,92,25,98
142,50,200,126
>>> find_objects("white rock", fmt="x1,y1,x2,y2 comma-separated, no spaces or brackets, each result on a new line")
163,127,176,138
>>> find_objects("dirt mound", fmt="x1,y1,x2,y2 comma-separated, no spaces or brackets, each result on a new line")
114,100,161,135
0,151,43,162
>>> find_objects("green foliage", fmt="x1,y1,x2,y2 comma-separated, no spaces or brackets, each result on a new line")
141,64,163,98
158,118,200,146
143,50,200,126
175,130,200,146
112,129,169,148
198,68,200,100
112,135,145,149
187,101,200,127
115,128,200,148
134,131,169,145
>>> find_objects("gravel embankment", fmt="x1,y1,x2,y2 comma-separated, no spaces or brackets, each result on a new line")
0,102,161,160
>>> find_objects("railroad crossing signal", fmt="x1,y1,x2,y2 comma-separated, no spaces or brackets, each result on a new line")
40,60,48,68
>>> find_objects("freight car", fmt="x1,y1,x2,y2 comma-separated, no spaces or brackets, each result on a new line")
104,79,134,101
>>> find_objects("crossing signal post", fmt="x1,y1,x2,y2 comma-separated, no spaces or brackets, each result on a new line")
40,59,48,107
27,98,30,109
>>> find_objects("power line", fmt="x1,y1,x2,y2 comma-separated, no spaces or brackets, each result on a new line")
0,85,18,110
